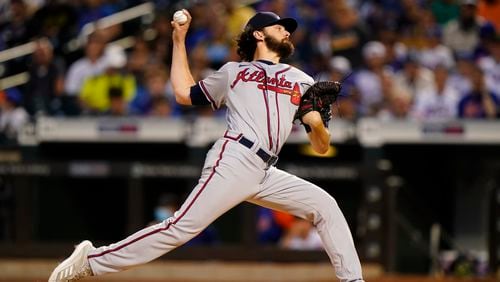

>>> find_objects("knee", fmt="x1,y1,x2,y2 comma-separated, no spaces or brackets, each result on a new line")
311,196,341,226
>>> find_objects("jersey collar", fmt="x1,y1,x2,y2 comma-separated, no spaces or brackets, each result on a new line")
255,59,275,65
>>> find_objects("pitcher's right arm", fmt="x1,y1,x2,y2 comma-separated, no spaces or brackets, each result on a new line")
170,9,195,106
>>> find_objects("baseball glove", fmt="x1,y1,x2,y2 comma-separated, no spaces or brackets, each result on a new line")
294,81,342,132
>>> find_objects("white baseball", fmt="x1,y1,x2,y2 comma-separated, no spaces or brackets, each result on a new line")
173,10,188,25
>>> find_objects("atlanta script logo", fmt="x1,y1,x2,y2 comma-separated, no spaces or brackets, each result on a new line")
230,68,301,105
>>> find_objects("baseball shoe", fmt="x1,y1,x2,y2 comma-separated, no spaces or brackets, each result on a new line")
48,240,95,281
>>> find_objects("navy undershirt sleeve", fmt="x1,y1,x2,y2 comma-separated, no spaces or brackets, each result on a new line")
190,84,211,105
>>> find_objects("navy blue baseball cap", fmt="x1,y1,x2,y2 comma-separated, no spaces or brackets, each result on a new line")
245,12,298,33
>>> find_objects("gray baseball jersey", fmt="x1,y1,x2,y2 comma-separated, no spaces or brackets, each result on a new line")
200,60,312,155
86,60,364,282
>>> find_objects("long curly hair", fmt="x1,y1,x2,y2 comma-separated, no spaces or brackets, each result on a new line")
236,27,258,62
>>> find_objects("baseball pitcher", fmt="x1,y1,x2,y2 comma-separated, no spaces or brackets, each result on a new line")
49,10,365,282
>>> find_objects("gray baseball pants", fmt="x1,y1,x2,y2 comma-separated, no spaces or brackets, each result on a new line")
87,137,364,282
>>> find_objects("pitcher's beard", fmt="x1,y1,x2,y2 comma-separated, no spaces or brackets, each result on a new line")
264,35,294,59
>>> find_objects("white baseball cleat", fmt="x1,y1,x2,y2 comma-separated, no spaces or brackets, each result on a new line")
48,240,95,281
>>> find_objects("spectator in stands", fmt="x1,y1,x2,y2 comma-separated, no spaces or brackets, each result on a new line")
395,0,425,48
417,27,455,70
401,8,439,51
394,54,435,100
318,56,351,82
477,35,499,97
279,217,323,250
442,0,489,57
474,20,497,59
0,87,29,144
26,0,78,54
353,41,392,116
127,35,154,85
24,38,65,116
80,44,136,114
377,73,413,121
129,64,170,116
64,31,107,113
204,20,231,70
105,85,128,116
0,0,30,51
149,96,172,117
327,2,368,69
377,21,408,72
448,55,475,96
458,65,499,118
411,64,460,121
257,207,294,244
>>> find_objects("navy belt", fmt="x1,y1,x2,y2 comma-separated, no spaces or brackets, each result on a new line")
238,136,278,168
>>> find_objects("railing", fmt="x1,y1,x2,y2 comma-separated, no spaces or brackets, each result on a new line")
0,2,154,91
23,117,500,146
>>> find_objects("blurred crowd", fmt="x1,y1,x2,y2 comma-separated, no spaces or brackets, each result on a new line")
0,0,499,142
